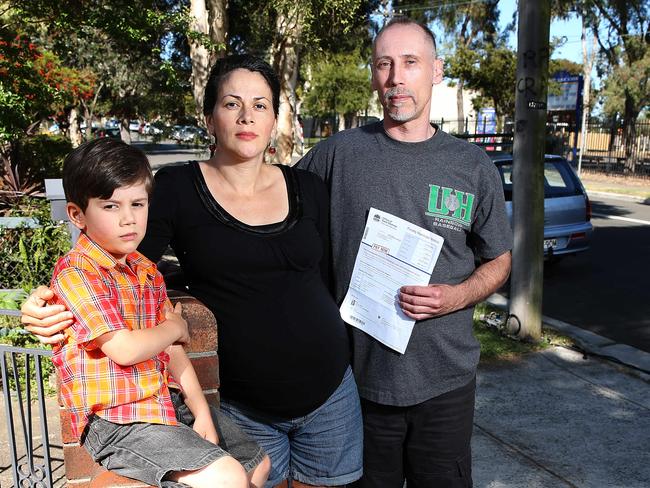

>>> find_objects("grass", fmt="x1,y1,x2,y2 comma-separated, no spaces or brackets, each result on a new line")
583,182,650,199
473,303,574,363
580,171,650,199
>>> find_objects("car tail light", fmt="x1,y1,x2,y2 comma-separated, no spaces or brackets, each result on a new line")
585,195,592,222
569,232,586,241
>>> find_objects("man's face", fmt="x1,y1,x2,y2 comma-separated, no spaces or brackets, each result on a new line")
371,23,443,124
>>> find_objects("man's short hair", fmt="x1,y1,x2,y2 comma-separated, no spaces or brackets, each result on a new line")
63,138,153,211
373,17,437,57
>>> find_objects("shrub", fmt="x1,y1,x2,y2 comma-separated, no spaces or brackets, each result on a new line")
1,134,72,214
0,197,71,289
12,133,71,185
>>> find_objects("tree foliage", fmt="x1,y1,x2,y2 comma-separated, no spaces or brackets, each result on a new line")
446,42,517,125
600,44,649,117
0,30,93,141
228,0,375,55
302,52,372,119
587,0,648,167
5,0,194,123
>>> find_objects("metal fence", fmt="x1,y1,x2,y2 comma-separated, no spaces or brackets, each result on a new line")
432,118,650,177
1,334,56,488
0,218,38,289
576,120,650,177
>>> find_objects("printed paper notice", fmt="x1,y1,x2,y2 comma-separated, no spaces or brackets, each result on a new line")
340,208,444,354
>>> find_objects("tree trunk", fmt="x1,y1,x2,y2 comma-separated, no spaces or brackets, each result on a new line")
508,0,551,343
207,0,227,47
623,94,639,173
80,82,103,142
82,103,92,142
607,119,617,153
338,113,346,132
578,20,597,175
456,79,465,133
68,107,83,148
120,118,131,143
271,7,303,164
188,0,228,125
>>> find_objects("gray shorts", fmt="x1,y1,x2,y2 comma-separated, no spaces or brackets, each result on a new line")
82,390,265,487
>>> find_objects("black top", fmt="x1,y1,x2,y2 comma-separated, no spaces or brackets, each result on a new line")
139,162,349,418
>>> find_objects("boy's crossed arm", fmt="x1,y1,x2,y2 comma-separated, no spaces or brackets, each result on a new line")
95,302,189,366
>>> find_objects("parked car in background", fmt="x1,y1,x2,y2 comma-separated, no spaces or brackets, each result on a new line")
143,121,165,135
491,154,593,259
128,120,141,132
80,121,99,134
94,127,121,139
178,125,209,144
170,125,185,141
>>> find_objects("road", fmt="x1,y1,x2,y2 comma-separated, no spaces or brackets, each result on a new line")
541,194,650,352
135,139,209,169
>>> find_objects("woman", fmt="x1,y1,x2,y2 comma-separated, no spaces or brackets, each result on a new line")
21,55,362,488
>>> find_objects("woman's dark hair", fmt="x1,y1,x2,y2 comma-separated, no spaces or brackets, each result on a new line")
203,55,280,117
63,138,153,211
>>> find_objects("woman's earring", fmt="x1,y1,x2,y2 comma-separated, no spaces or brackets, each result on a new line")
209,135,217,156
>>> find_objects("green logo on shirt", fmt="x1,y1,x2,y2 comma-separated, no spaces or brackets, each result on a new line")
426,185,474,227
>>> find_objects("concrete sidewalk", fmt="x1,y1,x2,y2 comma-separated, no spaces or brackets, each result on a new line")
473,294,650,486
473,346,649,487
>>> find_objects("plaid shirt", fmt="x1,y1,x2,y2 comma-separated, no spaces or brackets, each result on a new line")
51,233,177,439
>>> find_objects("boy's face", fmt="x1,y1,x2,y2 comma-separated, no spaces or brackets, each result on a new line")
67,182,149,264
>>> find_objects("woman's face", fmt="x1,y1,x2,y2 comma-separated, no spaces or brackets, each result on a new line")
206,68,277,161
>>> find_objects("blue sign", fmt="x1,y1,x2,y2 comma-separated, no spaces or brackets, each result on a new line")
477,108,497,134
548,73,583,112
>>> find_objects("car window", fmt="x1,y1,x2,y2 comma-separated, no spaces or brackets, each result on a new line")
495,159,581,201
497,163,514,201
543,160,580,197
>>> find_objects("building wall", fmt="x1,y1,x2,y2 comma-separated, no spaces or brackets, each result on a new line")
430,82,478,127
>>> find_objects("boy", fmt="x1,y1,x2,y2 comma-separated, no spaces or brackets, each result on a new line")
50,138,268,488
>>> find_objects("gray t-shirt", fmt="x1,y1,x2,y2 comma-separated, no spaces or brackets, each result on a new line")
298,122,513,406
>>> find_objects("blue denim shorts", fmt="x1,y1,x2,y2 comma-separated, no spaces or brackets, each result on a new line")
82,390,265,487
220,366,363,487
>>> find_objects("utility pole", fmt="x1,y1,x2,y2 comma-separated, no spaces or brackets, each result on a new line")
507,0,551,342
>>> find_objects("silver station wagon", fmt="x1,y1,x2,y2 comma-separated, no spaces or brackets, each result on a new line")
491,154,593,259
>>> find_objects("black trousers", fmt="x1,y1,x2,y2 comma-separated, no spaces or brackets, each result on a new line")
352,377,476,488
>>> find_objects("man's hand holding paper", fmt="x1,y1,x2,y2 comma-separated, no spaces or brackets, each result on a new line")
398,283,464,321
340,208,444,354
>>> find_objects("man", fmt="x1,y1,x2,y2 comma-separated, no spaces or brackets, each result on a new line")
298,17,512,488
